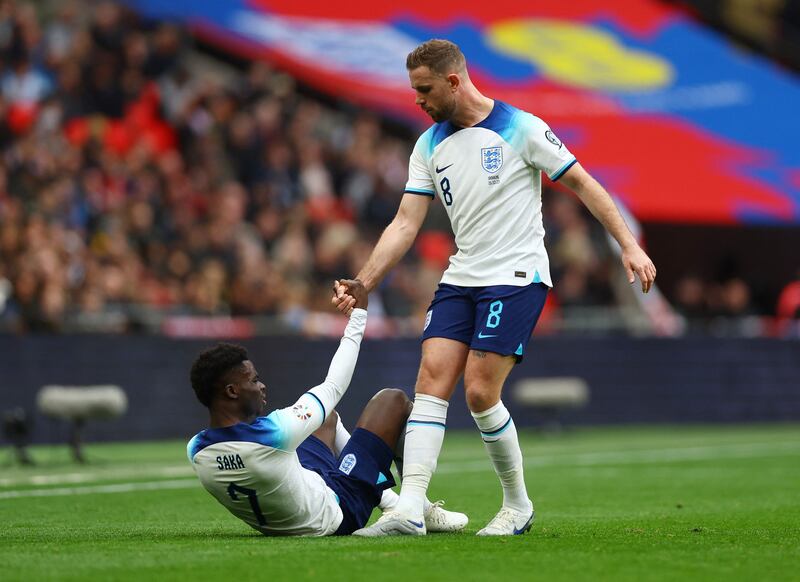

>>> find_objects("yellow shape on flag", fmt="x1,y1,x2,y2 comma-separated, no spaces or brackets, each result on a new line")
487,20,674,92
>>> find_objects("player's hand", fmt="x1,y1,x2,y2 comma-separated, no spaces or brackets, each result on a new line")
621,244,656,294
332,279,368,315
332,280,355,314
340,279,368,312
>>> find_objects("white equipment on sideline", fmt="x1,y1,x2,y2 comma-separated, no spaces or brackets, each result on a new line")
513,377,589,431
36,385,128,463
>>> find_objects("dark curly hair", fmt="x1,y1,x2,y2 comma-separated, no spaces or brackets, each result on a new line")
190,343,249,407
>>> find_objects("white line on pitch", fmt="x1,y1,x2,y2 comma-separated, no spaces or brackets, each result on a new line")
436,440,800,474
0,440,797,499
0,479,198,499
0,465,193,487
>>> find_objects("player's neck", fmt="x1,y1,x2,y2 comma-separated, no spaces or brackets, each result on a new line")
451,89,494,128
209,407,253,429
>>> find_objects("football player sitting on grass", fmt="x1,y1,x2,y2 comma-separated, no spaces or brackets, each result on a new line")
187,279,467,536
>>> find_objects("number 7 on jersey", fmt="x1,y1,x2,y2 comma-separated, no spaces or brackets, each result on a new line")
227,482,267,526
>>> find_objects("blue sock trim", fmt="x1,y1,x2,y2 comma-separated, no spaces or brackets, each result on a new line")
408,419,446,429
480,416,512,437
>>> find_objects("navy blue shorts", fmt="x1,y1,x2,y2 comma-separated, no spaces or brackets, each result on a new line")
297,428,396,535
422,282,549,361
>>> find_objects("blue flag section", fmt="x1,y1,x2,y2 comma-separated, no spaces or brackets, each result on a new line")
123,0,800,225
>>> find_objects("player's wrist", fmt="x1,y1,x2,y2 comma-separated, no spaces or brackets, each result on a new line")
356,273,380,293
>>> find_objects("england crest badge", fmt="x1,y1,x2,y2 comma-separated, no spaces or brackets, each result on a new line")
339,453,357,475
481,146,503,173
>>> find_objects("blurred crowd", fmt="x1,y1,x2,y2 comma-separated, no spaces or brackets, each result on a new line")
671,274,759,335
0,1,623,334
669,0,800,71
672,272,800,337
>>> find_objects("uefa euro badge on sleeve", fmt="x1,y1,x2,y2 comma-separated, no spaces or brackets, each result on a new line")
481,146,503,173
293,403,313,421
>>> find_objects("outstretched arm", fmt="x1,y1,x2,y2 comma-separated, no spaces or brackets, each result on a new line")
358,193,431,291
559,162,656,293
271,282,369,450
332,193,431,313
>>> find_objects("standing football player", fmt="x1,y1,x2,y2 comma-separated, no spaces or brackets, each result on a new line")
334,39,656,536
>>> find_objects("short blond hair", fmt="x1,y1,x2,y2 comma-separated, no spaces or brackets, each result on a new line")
406,39,466,76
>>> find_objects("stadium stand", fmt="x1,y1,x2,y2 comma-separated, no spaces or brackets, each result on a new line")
667,0,800,71
0,1,620,335
0,1,796,336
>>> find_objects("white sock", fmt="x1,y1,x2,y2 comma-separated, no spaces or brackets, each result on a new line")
393,394,448,520
334,414,417,513
379,489,399,511
471,401,531,514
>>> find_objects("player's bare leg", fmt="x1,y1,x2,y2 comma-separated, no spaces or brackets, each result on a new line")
465,350,535,536
353,388,413,448
334,388,464,533
353,338,469,536
311,410,340,452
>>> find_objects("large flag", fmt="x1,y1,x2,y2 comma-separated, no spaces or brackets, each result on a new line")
124,0,800,225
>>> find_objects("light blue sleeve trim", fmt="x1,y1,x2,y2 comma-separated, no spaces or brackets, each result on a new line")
404,188,435,197
550,157,577,181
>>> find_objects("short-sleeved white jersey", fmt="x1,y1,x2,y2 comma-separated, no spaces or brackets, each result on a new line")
188,310,367,537
405,101,576,287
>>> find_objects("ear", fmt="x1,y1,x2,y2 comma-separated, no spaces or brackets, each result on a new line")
447,73,460,92
224,383,238,400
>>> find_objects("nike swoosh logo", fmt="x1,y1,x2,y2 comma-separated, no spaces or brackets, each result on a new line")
435,163,453,173
407,520,424,528
477,332,498,339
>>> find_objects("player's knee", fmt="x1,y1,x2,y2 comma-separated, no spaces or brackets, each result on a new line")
465,386,499,413
416,362,454,398
464,361,494,387
373,388,410,410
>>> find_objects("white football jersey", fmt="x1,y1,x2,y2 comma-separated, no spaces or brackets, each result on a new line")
405,101,576,287
188,309,367,537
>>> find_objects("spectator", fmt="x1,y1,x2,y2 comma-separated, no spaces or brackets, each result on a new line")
775,271,800,337
0,1,620,335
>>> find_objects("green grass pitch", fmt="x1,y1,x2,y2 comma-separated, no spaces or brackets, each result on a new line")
1,425,799,581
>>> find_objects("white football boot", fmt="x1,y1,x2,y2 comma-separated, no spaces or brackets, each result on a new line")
352,510,427,536
476,503,535,536
424,500,468,533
